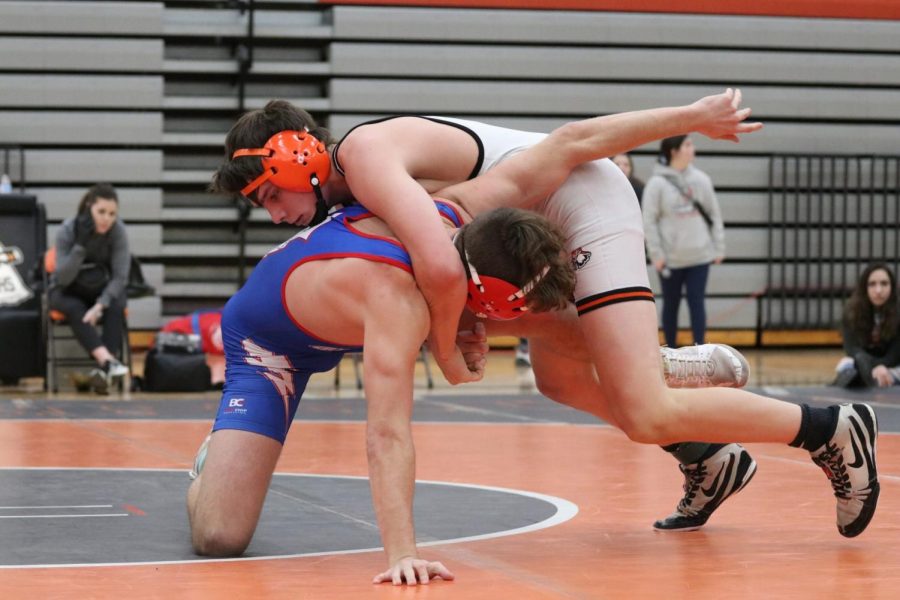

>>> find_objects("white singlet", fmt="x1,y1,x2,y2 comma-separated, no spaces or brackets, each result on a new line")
432,116,653,315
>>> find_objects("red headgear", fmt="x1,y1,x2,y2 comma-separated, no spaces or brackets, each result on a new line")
463,250,550,321
231,130,332,198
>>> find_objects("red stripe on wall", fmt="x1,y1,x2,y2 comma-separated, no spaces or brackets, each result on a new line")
317,0,900,21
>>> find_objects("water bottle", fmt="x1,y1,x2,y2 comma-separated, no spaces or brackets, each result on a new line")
0,174,12,194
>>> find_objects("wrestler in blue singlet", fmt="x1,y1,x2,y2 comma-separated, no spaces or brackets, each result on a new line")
213,201,464,443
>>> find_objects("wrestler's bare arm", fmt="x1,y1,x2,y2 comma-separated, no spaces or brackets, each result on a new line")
287,260,453,584
338,121,477,385
360,268,454,585
442,88,762,216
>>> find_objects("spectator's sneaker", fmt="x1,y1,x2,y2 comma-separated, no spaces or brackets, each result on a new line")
810,403,879,537
89,368,110,395
189,433,212,480
653,443,757,531
661,344,749,388
91,359,127,395
104,358,129,378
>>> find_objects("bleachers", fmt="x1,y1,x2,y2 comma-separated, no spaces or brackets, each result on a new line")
329,6,900,50
1,1,898,343
0,1,162,35
0,0,166,335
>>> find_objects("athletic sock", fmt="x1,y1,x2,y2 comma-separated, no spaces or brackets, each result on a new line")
661,442,722,465
788,404,840,451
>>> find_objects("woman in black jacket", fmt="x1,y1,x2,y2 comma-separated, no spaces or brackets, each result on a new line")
833,262,900,388
49,183,130,393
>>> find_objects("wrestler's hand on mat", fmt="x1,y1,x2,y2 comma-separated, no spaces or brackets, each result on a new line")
373,556,455,586
457,321,489,370
692,88,763,142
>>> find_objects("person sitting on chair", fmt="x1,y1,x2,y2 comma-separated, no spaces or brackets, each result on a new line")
48,183,130,394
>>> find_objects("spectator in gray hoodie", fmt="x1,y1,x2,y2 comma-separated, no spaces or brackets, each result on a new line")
49,183,130,393
642,135,724,348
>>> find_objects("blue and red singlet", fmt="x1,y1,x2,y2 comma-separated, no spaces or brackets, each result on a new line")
214,202,463,442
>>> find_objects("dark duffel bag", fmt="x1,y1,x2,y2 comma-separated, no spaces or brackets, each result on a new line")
143,346,211,392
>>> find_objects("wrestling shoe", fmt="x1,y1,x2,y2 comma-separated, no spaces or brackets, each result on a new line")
653,443,757,531
188,433,212,480
661,344,749,388
810,403,879,537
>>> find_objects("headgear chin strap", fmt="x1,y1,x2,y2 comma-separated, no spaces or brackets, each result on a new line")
307,180,330,228
463,248,550,321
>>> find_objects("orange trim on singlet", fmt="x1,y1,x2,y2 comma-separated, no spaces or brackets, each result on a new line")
314,0,900,20
576,289,655,314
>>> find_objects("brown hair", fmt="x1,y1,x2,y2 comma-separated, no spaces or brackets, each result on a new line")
658,135,688,166
456,207,575,312
844,262,899,342
210,100,335,199
76,183,118,215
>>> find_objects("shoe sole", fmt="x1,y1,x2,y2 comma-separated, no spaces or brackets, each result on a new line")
716,344,749,388
653,453,758,532
838,403,879,538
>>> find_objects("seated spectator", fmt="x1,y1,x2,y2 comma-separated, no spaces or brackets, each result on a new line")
160,309,225,384
49,183,130,394
612,152,644,204
832,262,900,388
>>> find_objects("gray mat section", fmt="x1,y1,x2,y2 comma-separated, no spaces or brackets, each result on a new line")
0,394,600,424
1,388,899,431
0,470,558,567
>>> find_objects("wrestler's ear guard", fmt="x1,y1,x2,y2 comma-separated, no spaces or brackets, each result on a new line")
232,130,332,197
463,249,550,321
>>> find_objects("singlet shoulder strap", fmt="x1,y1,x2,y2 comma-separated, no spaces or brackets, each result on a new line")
332,116,484,181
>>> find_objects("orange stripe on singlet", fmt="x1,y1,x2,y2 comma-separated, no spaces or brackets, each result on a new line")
576,289,655,315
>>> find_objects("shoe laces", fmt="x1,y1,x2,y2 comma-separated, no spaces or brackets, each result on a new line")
676,462,708,515
664,349,714,386
812,442,854,500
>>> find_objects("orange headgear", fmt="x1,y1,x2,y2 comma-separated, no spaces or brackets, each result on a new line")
231,130,332,198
